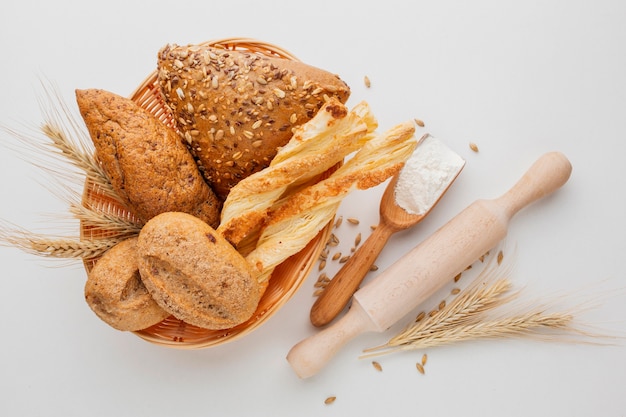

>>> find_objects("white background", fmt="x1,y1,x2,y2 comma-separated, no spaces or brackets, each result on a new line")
1,1,625,416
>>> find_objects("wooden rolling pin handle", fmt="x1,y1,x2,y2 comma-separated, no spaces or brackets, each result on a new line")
309,223,394,327
287,152,572,379
287,301,378,379
497,151,573,218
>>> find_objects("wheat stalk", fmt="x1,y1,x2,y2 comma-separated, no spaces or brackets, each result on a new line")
39,122,119,200
36,81,120,202
0,224,123,260
0,82,140,261
361,249,607,359
392,278,514,343
69,201,141,235
361,310,576,357
1,81,122,203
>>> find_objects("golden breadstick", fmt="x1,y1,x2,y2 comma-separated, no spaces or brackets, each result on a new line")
218,99,376,247
247,121,417,282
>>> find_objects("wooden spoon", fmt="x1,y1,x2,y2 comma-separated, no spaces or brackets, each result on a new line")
310,136,465,327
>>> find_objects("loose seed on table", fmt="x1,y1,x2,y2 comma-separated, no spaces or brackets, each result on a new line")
416,363,425,374
415,311,426,322
334,216,343,228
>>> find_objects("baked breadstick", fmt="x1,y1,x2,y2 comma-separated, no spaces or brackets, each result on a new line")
246,121,418,282
217,99,376,247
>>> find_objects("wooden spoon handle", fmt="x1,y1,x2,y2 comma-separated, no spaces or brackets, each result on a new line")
310,223,394,327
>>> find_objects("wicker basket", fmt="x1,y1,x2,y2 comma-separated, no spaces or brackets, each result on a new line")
81,38,335,349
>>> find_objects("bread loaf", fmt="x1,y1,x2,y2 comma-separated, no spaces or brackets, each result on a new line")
157,43,351,199
136,212,260,330
76,89,222,227
84,237,169,331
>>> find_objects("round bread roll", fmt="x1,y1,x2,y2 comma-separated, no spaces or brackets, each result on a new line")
76,88,222,227
157,43,351,199
85,237,169,331
136,212,260,330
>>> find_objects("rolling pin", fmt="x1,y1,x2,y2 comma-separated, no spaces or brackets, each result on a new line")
287,151,572,378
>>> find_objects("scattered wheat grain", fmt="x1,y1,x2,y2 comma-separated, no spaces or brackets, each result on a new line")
416,363,425,374
335,216,343,228
415,311,426,322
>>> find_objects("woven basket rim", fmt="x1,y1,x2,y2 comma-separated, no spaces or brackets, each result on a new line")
81,38,333,349
130,38,300,100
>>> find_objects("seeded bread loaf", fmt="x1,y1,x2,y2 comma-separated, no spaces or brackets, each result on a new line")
84,237,169,331
76,89,222,227
157,43,351,199
136,212,260,330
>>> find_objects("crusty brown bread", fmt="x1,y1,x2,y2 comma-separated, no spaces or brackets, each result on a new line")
84,237,169,331
76,88,222,227
136,212,260,330
157,43,351,199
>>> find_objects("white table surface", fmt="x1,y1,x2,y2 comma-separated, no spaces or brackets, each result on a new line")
1,1,625,416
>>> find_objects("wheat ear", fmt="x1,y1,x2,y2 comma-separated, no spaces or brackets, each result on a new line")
69,201,142,235
37,83,122,202
362,310,576,357
0,224,124,260
361,249,609,358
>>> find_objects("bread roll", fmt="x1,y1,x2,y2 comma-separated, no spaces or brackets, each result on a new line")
157,43,351,199
76,89,222,227
136,212,260,330
84,237,169,331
